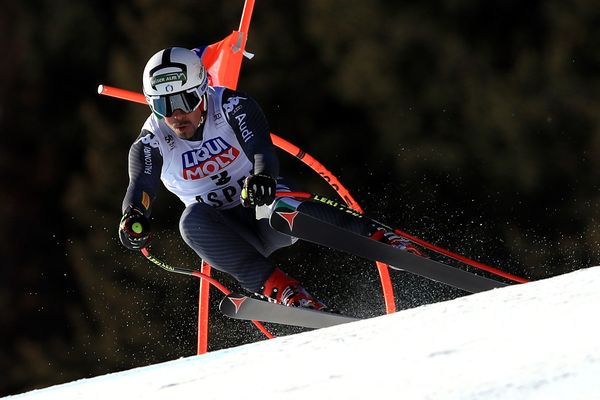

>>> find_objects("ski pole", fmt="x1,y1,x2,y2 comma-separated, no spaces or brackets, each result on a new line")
140,247,274,339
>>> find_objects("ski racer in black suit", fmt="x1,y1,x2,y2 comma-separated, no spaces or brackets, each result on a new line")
117,47,329,309
117,47,414,311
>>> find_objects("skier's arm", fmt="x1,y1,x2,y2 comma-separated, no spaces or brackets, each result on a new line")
121,131,163,217
119,131,163,250
222,89,279,207
222,88,279,178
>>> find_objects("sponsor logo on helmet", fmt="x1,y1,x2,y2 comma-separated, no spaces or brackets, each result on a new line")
150,71,187,89
181,137,240,180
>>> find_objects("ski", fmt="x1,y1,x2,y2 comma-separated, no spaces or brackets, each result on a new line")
219,293,359,329
270,197,509,293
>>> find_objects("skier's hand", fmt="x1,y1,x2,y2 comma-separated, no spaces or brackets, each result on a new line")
241,174,277,207
119,208,151,250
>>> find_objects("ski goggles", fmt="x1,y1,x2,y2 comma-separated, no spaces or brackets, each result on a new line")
146,86,206,118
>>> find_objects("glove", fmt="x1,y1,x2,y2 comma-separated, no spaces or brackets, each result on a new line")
119,208,151,250
240,174,277,207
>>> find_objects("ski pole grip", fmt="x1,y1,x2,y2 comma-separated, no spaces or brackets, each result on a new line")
122,213,150,237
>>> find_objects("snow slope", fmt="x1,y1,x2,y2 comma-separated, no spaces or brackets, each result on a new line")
7,266,600,400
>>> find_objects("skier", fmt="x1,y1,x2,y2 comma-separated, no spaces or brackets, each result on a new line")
117,47,328,310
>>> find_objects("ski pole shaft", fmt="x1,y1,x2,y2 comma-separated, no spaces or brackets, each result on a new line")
140,247,274,339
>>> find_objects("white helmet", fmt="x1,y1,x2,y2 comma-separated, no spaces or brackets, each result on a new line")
142,47,209,117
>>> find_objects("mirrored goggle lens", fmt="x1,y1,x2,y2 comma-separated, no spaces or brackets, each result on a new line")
149,89,203,118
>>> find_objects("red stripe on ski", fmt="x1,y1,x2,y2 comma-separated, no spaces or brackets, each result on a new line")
276,210,300,230
228,295,248,314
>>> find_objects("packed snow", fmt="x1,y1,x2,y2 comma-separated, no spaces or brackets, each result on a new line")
7,266,600,399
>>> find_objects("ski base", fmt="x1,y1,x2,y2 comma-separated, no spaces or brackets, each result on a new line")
219,294,359,329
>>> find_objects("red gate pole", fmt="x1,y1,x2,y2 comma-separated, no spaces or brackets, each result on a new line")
238,0,255,35
196,0,257,354
197,260,211,354
270,134,397,314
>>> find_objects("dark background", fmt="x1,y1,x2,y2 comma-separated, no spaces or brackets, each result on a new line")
2,0,599,395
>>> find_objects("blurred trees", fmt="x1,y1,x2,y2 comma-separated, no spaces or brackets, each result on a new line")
1,0,598,395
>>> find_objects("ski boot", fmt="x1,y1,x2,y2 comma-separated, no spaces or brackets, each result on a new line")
260,268,328,311
370,227,423,256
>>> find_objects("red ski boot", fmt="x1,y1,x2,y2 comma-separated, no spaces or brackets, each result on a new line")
370,227,423,256
261,268,327,311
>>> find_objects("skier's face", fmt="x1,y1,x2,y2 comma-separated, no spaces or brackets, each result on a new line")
164,106,204,139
